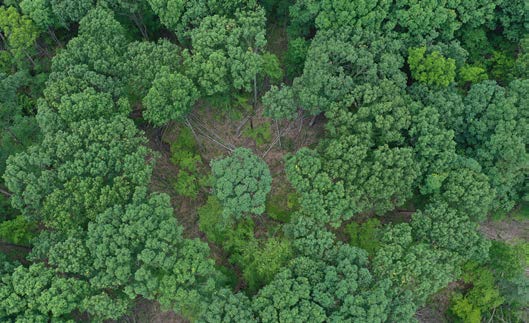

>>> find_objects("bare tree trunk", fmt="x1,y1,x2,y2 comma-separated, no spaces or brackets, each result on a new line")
24,51,36,67
131,13,149,40
47,27,62,47
275,120,282,148
0,241,31,250
309,114,318,126
0,188,12,197
5,128,23,146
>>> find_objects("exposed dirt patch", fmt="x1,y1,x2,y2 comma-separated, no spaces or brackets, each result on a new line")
117,298,188,323
479,218,529,242
186,103,324,174
416,281,461,323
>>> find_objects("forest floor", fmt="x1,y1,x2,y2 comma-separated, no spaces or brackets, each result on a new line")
145,102,325,239
133,102,325,322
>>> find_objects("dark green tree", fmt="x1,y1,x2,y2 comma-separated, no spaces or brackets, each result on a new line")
142,67,199,126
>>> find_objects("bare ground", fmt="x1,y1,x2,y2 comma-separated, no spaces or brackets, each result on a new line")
480,218,529,243
416,282,461,323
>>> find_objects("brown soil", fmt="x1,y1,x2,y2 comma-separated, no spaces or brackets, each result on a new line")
479,218,529,243
117,298,188,323
416,282,462,323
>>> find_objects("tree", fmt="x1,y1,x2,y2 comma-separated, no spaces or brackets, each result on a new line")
1,188,221,322
291,29,405,115
123,39,182,99
286,86,419,226
287,0,320,39
262,85,297,120
85,188,218,318
3,116,154,223
40,87,130,131
408,103,458,181
184,7,267,97
373,223,461,310
0,5,38,68
411,201,491,262
408,46,456,87
315,0,390,32
50,0,95,25
434,164,495,221
460,80,528,213
494,0,529,41
50,7,128,80
211,148,272,221
0,263,90,321
284,37,309,79
253,241,393,322
147,0,257,41
0,71,41,178
345,218,383,256
142,67,199,126
199,288,255,322
389,0,461,44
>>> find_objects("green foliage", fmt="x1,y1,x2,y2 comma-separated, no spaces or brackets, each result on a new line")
0,263,91,321
170,127,205,199
408,46,456,87
460,80,529,213
211,148,272,221
488,241,526,280
458,64,488,86
147,0,257,40
143,67,199,126
4,116,153,225
284,37,308,79
450,293,483,323
0,6,39,69
373,223,461,308
292,29,405,115
262,85,297,120
261,52,283,83
20,0,59,29
286,86,419,226
0,71,41,177
199,288,255,322
253,241,393,322
345,218,382,256
123,39,182,99
2,0,529,321
237,237,293,294
449,262,504,323
174,170,200,199
242,122,272,146
198,195,225,244
184,7,267,96
0,215,35,246
435,166,495,222
514,36,529,79
266,191,298,222
411,201,490,262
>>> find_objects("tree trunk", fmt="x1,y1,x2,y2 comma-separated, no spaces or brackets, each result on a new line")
47,27,62,47
0,188,12,197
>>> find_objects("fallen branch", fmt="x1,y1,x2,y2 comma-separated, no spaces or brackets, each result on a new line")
262,121,295,158
0,188,12,197
236,115,251,137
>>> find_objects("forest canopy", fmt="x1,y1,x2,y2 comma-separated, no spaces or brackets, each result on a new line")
0,0,528,322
